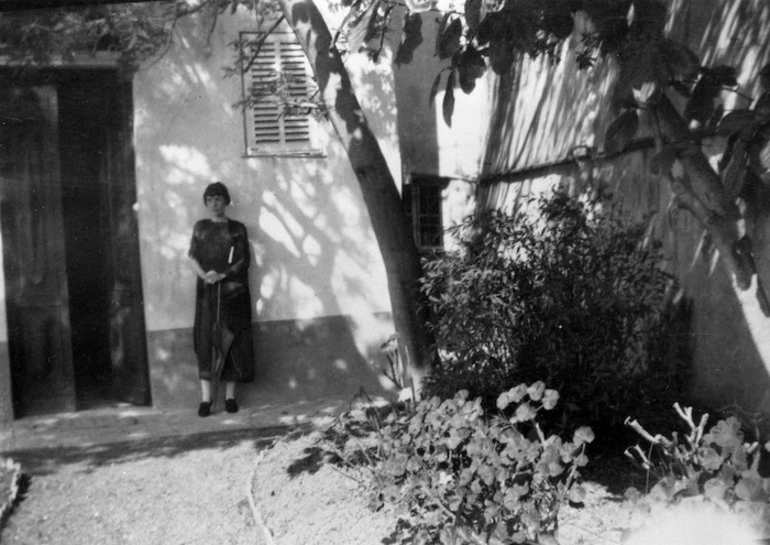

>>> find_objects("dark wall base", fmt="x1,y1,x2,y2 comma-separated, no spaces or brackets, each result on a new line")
0,341,11,424
147,314,398,411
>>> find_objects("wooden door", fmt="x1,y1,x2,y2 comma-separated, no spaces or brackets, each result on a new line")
0,85,77,417
101,77,151,406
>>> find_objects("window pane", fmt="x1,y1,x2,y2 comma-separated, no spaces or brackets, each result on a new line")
404,179,444,251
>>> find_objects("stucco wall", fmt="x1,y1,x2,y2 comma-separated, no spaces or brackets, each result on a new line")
480,0,770,417
388,7,492,181
482,0,770,414
132,8,404,406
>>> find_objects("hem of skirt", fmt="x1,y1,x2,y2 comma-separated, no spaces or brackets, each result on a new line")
198,374,255,382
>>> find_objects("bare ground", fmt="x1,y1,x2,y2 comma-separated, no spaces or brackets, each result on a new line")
0,419,654,545
251,430,638,545
1,428,282,545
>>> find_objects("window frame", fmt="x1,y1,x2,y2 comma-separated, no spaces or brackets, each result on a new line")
238,28,324,158
403,174,447,253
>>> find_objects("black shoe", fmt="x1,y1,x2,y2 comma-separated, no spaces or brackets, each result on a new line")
198,401,212,417
225,398,239,414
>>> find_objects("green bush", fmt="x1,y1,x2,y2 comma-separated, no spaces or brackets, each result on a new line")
624,403,770,538
420,187,674,427
371,383,593,545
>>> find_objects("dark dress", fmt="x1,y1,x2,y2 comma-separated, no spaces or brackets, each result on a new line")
189,219,255,382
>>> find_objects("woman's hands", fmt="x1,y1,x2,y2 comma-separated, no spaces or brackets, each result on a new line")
189,257,226,284
203,270,226,284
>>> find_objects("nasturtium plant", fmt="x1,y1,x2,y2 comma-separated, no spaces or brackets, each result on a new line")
371,384,592,545
624,403,770,538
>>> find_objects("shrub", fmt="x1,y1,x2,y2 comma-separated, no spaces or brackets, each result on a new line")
0,457,22,532
371,383,593,545
420,187,674,427
623,403,770,539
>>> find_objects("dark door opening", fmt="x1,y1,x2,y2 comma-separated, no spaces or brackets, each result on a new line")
59,72,115,409
1,68,151,417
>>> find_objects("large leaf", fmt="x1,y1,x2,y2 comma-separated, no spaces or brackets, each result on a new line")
632,81,660,106
703,65,739,87
395,12,423,65
429,71,443,105
708,103,725,132
735,476,763,502
464,0,482,33
442,70,456,127
543,2,574,40
754,91,770,117
604,110,639,154
488,38,514,75
717,109,759,136
760,63,770,90
684,76,720,124
612,42,658,106
437,16,463,60
616,39,699,107
338,0,381,54
750,131,770,181
670,80,691,98
582,0,629,54
660,39,700,80
457,45,486,94
722,139,748,199
475,11,496,45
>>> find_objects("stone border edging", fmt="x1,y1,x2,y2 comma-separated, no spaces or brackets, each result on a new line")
247,449,277,545
0,458,22,533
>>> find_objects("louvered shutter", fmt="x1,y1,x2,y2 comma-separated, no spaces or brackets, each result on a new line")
251,41,281,144
280,42,311,144
242,31,315,155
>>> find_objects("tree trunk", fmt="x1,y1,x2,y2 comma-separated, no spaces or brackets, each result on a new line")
277,0,436,389
652,93,770,366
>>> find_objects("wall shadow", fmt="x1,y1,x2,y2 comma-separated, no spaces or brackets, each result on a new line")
475,0,770,415
131,9,401,410
4,426,283,477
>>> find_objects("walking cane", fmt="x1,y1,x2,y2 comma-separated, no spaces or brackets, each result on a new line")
210,246,234,410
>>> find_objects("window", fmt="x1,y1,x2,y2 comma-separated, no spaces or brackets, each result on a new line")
403,175,446,252
239,29,321,157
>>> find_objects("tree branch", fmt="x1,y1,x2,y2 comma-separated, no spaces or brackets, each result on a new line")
238,15,286,75
653,94,740,220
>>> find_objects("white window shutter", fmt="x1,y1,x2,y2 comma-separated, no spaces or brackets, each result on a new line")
241,30,317,155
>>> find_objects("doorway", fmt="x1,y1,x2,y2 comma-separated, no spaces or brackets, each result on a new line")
59,71,117,408
0,68,151,417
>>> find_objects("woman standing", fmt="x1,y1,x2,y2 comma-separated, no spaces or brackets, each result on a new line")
188,182,254,417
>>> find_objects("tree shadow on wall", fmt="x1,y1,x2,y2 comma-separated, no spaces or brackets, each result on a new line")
474,0,770,421
137,11,401,406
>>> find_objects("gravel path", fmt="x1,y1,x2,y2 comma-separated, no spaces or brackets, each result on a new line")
2,428,281,545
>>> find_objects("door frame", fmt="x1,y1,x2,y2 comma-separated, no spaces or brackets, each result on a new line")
0,66,152,419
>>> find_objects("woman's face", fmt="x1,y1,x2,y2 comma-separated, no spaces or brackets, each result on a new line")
205,195,228,217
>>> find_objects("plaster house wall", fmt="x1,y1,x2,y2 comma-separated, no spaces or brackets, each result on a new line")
477,0,770,417
388,7,487,247
664,0,770,415
0,1,474,424
134,0,770,415
133,7,404,410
